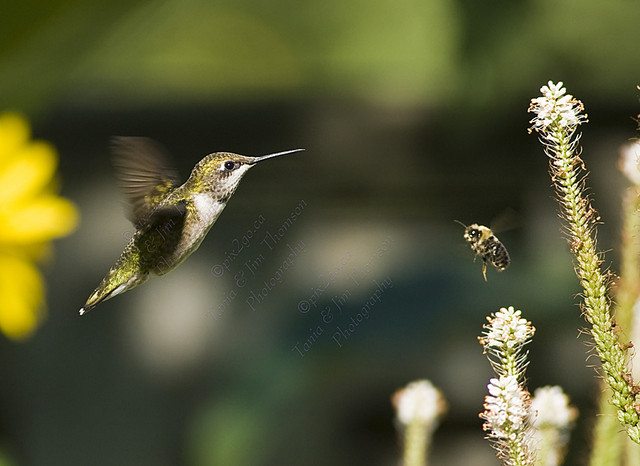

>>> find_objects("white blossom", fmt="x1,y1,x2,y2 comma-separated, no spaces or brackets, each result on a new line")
482,376,530,440
393,379,446,426
528,81,587,134
530,386,577,430
481,306,535,351
528,386,577,466
619,140,640,185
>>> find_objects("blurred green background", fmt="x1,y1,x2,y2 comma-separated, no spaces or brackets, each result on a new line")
1,0,640,464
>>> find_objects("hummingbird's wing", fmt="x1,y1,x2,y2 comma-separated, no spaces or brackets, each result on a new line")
138,200,189,275
111,137,180,225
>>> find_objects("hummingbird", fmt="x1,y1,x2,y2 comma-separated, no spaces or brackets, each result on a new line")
79,137,303,315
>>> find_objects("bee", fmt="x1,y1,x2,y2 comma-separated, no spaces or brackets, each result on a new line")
455,221,510,281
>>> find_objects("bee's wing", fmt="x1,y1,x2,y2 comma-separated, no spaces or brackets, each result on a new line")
490,208,520,234
111,137,181,225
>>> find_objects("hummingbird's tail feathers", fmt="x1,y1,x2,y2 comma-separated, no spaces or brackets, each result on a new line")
79,283,126,315
79,269,148,315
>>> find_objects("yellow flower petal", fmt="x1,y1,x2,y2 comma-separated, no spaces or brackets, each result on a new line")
0,111,78,340
0,113,30,166
0,195,78,244
0,141,58,206
0,255,44,340
24,242,53,262
3,242,54,262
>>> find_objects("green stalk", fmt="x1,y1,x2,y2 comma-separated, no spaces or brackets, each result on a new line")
544,126,640,444
403,421,428,466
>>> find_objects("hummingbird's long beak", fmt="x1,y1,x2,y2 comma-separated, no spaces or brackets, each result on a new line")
252,148,304,164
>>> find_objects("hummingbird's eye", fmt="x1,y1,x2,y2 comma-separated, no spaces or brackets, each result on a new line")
224,161,235,171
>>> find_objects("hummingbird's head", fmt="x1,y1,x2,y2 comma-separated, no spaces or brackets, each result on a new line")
191,149,304,199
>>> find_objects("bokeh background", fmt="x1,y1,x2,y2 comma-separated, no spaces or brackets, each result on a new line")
1,0,640,464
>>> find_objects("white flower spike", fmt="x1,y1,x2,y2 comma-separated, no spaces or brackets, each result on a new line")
479,307,536,465
529,386,578,466
392,379,446,466
528,81,588,134
482,376,530,441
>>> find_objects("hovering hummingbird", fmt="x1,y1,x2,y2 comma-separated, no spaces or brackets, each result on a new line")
79,137,303,315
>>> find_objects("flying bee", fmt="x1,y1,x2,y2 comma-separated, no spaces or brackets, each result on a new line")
455,221,510,281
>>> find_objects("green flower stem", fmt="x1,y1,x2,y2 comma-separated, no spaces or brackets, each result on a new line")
534,428,565,466
589,400,623,466
507,435,534,466
618,187,640,464
615,187,640,333
547,125,640,444
403,420,428,466
501,346,522,379
590,186,640,465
